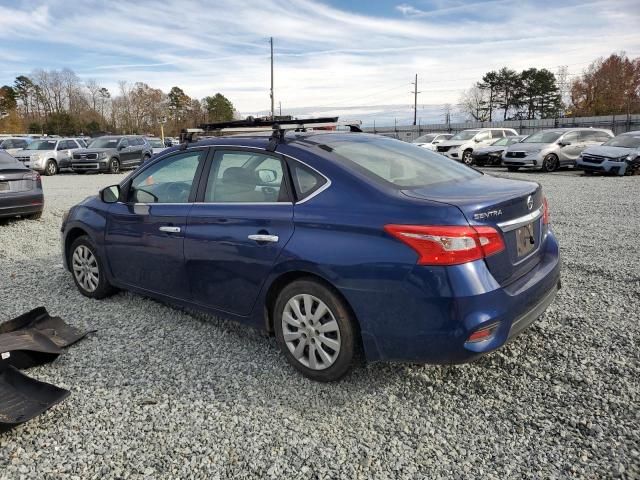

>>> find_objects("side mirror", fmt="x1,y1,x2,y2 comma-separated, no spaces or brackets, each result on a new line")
558,141,571,147
100,185,120,203
257,168,277,183
433,140,441,144
118,144,126,151
474,138,481,143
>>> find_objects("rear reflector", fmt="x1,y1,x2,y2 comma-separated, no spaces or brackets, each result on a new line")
384,224,505,266
466,322,500,343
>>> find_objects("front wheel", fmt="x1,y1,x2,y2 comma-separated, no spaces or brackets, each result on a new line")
69,236,116,299
462,149,473,165
44,160,58,176
108,158,120,174
274,279,357,382
542,154,559,173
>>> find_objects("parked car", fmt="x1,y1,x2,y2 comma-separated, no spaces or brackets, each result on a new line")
71,135,153,174
13,137,85,175
472,135,528,166
576,131,640,176
146,137,168,155
436,128,519,165
412,133,453,151
503,128,613,172
0,137,32,156
0,150,44,220
60,132,560,382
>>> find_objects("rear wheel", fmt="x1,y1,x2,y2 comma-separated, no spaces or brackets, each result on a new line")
542,154,559,173
69,235,115,299
274,279,357,382
44,159,58,176
507,166,520,172
108,158,120,174
462,149,473,165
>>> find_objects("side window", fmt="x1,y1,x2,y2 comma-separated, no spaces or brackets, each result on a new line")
504,130,516,137
475,131,491,142
205,150,288,203
128,150,202,204
290,160,327,201
562,131,580,143
119,138,129,148
491,130,504,138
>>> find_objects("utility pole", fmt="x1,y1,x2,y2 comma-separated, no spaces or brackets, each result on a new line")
411,73,420,126
279,101,282,117
270,37,275,119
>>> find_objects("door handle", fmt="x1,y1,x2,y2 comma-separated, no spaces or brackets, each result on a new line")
159,226,181,233
248,234,279,243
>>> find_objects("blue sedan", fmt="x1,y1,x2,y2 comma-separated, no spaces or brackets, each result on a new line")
61,133,561,381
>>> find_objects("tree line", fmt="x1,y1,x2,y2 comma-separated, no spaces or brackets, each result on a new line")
460,52,640,122
0,69,237,136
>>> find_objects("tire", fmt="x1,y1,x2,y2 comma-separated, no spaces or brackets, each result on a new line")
541,154,559,173
68,235,116,299
462,149,473,165
44,159,58,176
108,158,120,174
507,166,520,172
274,279,357,382
142,154,151,163
624,162,640,176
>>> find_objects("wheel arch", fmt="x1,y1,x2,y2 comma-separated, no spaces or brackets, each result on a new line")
263,270,362,343
64,226,91,266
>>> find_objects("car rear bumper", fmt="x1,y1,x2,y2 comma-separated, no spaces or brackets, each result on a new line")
576,158,627,175
0,192,44,218
343,230,561,363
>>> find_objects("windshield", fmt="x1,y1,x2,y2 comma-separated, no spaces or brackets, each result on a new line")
523,131,562,143
89,137,121,149
148,139,164,148
413,134,437,143
316,135,481,188
450,130,479,141
602,135,640,149
0,151,19,165
25,140,56,150
491,137,510,146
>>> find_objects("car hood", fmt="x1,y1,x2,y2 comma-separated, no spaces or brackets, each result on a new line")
506,142,549,152
75,148,115,154
474,145,505,154
582,145,638,158
436,140,465,148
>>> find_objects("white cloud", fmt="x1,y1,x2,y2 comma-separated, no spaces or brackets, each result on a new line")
0,0,639,125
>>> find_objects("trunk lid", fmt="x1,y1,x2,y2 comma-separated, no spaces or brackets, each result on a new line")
402,175,543,285
0,168,35,194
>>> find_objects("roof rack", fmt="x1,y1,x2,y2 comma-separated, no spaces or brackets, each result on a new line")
179,117,363,147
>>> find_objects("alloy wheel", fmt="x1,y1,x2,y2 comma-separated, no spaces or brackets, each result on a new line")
281,294,341,370
46,161,57,175
462,150,473,165
110,159,120,174
72,245,100,293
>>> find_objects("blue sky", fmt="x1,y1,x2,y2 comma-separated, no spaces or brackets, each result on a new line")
1,0,639,125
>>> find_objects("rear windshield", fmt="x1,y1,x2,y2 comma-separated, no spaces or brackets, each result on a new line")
491,137,510,146
523,131,562,143
602,135,640,148
148,139,164,148
25,140,56,150
89,138,121,148
316,135,481,188
450,130,478,141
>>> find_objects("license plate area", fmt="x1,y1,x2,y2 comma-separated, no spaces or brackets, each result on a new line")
0,182,9,192
515,222,536,258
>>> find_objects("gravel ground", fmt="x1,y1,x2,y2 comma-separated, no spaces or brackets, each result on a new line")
0,169,638,479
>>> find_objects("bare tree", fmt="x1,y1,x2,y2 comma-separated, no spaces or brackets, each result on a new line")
459,86,489,121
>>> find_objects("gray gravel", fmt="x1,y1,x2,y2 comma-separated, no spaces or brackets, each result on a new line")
0,169,639,479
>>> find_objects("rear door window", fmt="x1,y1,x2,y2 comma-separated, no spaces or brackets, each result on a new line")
490,130,504,139
289,160,327,201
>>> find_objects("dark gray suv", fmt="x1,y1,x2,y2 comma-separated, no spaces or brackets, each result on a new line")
71,136,152,174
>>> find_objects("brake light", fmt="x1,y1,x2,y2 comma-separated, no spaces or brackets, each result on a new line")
542,197,550,225
22,171,40,181
384,224,505,266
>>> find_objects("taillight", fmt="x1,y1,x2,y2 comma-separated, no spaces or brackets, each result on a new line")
542,197,550,225
384,224,505,266
466,322,500,343
22,171,40,181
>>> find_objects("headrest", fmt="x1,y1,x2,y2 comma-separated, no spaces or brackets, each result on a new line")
222,167,255,185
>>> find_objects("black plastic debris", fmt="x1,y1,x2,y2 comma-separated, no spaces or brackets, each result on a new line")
0,330,62,370
0,306,90,348
0,307,91,430
0,364,69,430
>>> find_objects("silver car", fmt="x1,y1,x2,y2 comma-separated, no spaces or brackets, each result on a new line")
412,133,453,151
0,137,32,156
13,137,86,175
503,128,613,172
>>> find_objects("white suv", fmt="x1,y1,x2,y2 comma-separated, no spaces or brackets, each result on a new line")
436,128,519,165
